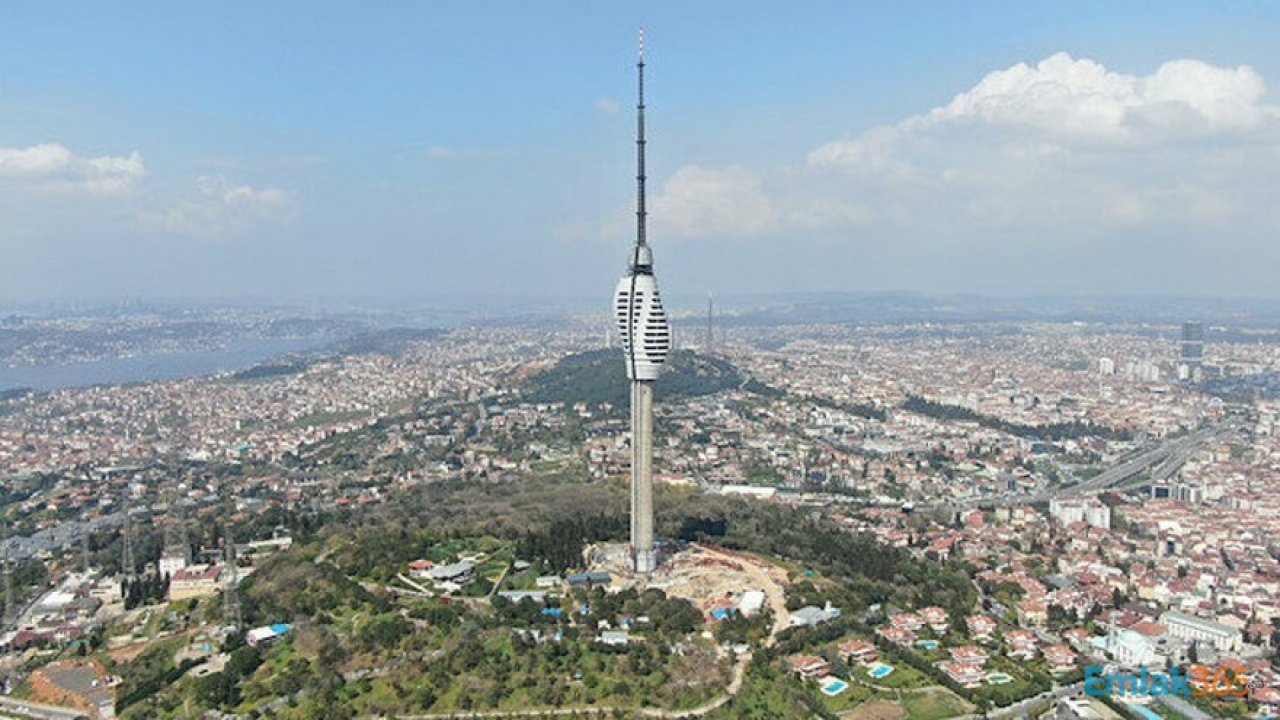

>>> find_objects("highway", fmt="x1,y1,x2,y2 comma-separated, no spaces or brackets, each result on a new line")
923,420,1236,512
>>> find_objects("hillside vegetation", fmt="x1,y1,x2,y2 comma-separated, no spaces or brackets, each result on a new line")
523,348,777,407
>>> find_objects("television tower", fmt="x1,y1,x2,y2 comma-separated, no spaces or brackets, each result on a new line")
705,292,714,355
613,27,671,575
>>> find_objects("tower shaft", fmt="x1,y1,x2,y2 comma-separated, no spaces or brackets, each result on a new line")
630,381,655,573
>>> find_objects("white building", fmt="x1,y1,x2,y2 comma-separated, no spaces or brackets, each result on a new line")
1158,611,1242,653
739,590,766,617
1049,498,1111,530
1102,628,1160,667
159,549,190,578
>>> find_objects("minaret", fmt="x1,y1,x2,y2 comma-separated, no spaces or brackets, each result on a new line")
613,27,671,575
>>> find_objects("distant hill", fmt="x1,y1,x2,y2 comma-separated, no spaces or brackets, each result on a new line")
523,348,778,407
0,387,33,403
317,327,444,357
230,360,310,381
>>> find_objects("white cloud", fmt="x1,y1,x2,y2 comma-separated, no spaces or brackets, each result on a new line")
196,174,291,209
812,54,1277,175
594,97,621,116
582,51,1280,272
804,53,1280,235
908,53,1271,142
650,165,777,239
0,143,144,195
140,175,295,239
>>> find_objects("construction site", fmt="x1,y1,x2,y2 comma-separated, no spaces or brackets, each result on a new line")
584,541,791,638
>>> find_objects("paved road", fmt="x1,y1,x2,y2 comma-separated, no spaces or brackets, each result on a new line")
0,696,88,720
924,422,1231,511
987,682,1083,719
1158,694,1212,720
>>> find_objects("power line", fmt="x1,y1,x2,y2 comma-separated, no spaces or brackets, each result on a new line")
122,494,136,583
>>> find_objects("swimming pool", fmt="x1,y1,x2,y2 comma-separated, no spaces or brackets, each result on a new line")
820,677,849,696
986,672,1013,684
916,639,940,650
1126,704,1162,720
868,662,895,679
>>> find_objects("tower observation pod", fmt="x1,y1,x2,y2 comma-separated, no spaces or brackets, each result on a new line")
613,27,670,575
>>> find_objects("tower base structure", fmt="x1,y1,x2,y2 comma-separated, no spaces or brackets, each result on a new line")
630,380,655,574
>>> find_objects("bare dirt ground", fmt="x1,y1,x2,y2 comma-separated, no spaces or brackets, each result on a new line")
662,544,791,644
586,541,791,641
583,538,783,622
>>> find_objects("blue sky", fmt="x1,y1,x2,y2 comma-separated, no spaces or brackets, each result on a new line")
2,2,1278,305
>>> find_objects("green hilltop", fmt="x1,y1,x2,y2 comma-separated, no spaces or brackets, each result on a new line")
523,348,777,407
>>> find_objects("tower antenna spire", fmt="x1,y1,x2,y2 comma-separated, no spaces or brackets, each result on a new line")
635,25,647,251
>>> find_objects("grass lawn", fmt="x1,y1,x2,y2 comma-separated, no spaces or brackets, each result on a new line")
502,567,543,590
845,697,908,720
901,687,973,720
857,663,931,690
817,679,876,713
477,560,508,578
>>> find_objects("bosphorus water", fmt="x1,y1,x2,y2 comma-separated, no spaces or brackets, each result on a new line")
0,337,327,392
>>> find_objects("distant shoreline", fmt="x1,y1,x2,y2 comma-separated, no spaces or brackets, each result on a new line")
0,337,330,392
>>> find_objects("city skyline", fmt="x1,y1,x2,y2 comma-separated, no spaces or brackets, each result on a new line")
2,2,1279,303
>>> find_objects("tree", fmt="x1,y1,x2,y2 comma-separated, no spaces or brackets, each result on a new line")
193,671,237,708
358,613,410,651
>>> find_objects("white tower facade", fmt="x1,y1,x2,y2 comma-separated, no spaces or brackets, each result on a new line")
614,258,671,381
613,28,670,574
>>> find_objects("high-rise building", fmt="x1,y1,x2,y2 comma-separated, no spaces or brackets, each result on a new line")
612,28,671,575
1180,321,1204,378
